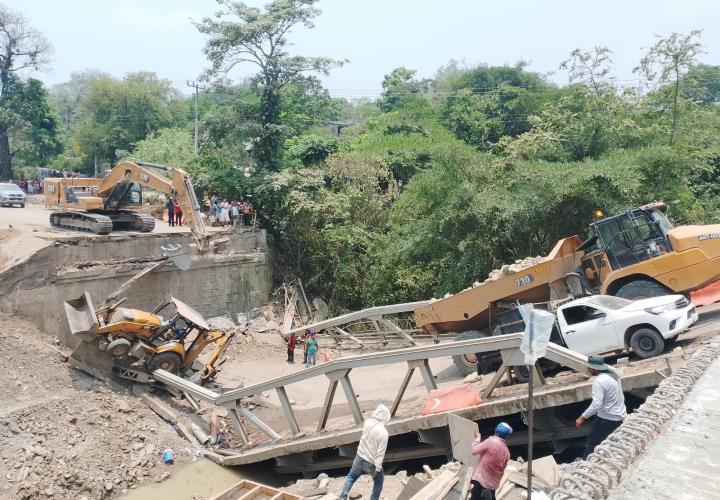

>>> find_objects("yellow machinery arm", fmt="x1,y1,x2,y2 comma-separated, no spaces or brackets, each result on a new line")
98,160,212,253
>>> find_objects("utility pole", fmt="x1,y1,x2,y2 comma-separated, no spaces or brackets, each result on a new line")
187,81,205,155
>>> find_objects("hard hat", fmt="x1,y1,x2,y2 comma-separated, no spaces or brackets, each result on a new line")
495,422,513,438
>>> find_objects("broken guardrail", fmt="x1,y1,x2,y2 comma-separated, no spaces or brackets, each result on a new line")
152,333,590,447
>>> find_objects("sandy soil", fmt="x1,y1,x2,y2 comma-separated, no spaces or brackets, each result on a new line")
0,312,191,500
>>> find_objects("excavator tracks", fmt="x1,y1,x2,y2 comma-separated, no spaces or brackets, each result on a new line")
49,211,155,235
109,211,156,232
49,211,114,235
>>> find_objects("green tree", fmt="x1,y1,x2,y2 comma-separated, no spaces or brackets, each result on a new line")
634,30,704,145
682,64,720,105
50,70,108,133
127,127,195,167
0,6,52,179
443,64,553,150
378,67,429,112
7,78,63,166
74,72,186,164
196,0,345,172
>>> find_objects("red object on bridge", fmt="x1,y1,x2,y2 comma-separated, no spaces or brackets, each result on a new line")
421,385,482,415
690,280,720,307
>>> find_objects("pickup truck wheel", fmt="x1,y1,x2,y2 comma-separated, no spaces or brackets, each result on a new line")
630,327,665,359
615,280,671,300
514,366,531,383
452,330,489,376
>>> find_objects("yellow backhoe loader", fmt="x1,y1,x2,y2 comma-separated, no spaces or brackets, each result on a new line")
44,161,211,252
66,291,234,385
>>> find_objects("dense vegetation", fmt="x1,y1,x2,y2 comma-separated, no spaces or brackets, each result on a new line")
4,1,720,311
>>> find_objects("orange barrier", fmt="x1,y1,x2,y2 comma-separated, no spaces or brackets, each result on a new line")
421,385,482,415
690,279,720,307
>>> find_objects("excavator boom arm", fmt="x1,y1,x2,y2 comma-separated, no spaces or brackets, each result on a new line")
97,160,211,253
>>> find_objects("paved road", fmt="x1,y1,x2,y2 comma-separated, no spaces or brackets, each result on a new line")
608,348,720,500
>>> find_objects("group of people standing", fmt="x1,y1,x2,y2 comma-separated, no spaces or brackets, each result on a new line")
286,329,318,368
18,178,43,194
209,193,255,228
165,197,183,227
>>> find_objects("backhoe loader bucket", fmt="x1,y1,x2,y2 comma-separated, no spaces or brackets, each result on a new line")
64,292,117,383
64,292,99,336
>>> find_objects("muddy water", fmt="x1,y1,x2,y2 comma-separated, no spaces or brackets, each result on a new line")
121,458,245,500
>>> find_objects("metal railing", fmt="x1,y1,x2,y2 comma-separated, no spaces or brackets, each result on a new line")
153,333,590,448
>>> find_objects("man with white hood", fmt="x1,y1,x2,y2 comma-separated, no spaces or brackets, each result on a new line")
339,404,390,500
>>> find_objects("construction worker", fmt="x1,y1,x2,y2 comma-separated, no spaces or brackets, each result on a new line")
339,404,390,500
470,422,512,500
576,354,626,458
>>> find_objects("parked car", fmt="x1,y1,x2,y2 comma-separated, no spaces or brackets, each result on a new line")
467,294,698,378
0,183,26,207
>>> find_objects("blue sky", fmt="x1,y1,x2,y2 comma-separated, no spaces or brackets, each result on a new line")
6,0,720,97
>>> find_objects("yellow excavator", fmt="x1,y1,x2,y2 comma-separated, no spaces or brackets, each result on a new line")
56,161,230,384
44,160,211,252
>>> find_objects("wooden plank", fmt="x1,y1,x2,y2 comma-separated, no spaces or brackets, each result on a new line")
210,479,304,500
236,485,261,500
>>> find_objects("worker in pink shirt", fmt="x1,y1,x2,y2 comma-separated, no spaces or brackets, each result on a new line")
470,422,512,500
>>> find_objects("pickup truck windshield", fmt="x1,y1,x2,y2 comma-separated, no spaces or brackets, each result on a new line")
587,296,631,309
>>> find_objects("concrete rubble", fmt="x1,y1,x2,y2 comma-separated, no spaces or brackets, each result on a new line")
0,312,190,500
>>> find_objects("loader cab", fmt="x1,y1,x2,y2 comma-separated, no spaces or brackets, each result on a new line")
589,204,674,271
150,298,209,343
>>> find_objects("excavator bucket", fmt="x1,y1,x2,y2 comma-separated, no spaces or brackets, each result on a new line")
161,243,192,271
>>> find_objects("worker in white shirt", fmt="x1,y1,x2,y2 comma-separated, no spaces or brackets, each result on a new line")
339,404,390,500
576,354,627,458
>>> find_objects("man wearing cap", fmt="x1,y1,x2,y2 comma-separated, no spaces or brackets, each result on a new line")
576,354,626,458
469,422,512,500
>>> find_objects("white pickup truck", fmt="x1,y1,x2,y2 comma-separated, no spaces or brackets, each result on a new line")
554,294,698,359
465,294,698,378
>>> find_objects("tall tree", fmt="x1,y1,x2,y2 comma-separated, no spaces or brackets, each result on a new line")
634,30,704,145
6,78,63,166
74,72,186,164
50,70,107,133
196,0,344,172
0,6,51,179
560,46,614,96
378,67,429,112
